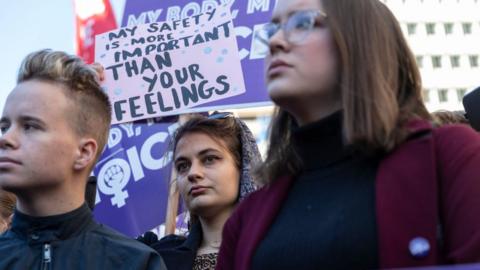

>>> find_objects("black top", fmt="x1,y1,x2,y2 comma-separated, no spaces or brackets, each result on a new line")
148,222,203,270
251,111,379,270
0,203,165,270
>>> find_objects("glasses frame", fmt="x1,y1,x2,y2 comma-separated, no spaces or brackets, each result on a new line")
256,9,328,46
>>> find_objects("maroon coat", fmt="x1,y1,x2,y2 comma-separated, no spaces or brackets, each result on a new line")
216,121,480,269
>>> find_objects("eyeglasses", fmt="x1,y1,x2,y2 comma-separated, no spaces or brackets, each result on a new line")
256,10,328,45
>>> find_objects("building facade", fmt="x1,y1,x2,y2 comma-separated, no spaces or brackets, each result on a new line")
382,0,480,112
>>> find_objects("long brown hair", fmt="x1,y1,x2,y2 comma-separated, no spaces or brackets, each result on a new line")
257,0,430,184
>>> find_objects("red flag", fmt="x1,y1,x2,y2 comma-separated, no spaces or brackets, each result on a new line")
74,0,117,63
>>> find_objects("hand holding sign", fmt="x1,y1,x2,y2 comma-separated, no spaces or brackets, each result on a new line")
95,5,245,124
90,63,106,82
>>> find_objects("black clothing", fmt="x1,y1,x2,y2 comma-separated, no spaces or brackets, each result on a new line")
147,222,203,270
0,203,166,270
136,116,262,270
251,112,379,270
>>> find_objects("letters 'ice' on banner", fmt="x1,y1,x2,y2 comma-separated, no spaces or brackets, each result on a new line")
92,118,179,237
95,4,246,124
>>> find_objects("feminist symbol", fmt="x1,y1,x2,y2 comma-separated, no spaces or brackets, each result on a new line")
97,158,131,207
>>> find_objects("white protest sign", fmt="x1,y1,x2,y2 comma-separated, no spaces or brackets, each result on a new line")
95,4,245,124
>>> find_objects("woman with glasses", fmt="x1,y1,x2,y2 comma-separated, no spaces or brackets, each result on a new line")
216,0,480,269
138,113,261,270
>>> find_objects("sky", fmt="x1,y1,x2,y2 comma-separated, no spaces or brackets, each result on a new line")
0,0,75,113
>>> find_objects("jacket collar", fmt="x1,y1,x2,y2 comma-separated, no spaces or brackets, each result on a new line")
177,221,202,251
406,118,433,137
11,203,96,243
291,111,354,170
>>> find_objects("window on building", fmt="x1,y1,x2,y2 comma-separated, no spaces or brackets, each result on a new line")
469,55,479,67
444,23,454,35
438,89,449,103
432,56,442,68
422,89,430,103
407,23,417,35
426,23,436,35
416,56,424,68
462,23,472,34
450,55,460,68
457,88,467,102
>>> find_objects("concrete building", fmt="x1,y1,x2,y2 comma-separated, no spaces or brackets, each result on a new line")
382,0,480,112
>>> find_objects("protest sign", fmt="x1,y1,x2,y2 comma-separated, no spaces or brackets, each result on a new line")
96,4,246,124
92,117,178,237
120,0,275,110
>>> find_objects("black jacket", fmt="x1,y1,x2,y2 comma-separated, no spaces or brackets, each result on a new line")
140,223,202,270
0,204,166,270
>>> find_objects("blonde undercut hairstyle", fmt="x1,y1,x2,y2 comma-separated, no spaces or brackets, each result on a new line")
17,49,112,161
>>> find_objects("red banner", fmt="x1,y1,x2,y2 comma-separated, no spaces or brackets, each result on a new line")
74,0,117,63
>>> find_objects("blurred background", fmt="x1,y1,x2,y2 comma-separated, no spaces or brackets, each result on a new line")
0,0,75,112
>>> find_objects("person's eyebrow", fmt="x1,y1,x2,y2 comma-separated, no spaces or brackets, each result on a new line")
198,148,222,156
0,117,10,125
18,115,47,128
174,148,222,163
174,156,188,164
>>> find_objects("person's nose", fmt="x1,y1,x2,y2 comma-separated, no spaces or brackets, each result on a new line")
269,27,290,55
187,160,204,183
0,127,19,150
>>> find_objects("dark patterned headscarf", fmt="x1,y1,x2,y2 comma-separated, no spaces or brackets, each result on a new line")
233,118,261,201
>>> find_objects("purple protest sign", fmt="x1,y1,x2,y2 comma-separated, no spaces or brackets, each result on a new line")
92,0,276,237
92,117,179,237
120,0,275,111
96,5,248,124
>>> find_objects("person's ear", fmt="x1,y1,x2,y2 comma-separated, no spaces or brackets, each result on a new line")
74,138,98,170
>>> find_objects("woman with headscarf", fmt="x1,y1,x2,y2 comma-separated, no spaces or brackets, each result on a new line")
140,113,261,270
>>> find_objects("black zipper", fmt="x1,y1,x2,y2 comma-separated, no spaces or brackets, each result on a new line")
41,243,52,270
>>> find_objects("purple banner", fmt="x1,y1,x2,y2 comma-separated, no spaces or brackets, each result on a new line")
92,117,179,237
121,0,275,110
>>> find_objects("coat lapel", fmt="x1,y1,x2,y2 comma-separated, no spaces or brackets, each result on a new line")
238,175,295,269
376,120,439,267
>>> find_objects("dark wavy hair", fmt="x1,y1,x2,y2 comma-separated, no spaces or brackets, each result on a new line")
171,115,243,228
172,116,242,169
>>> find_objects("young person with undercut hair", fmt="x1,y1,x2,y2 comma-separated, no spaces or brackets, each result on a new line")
0,50,166,270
